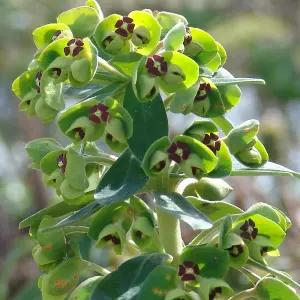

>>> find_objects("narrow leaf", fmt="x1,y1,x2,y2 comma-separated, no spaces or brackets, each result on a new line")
91,253,170,300
212,77,265,86
231,161,300,179
94,149,148,205
153,192,212,230
124,87,168,161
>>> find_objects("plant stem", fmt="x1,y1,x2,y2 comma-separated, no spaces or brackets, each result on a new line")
228,288,257,300
82,259,110,276
97,57,129,82
211,116,234,135
155,205,183,265
154,173,183,265
247,259,300,291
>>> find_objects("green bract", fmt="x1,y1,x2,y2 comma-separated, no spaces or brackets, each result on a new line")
14,2,300,300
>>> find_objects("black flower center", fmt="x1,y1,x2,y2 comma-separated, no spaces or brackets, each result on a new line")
146,55,168,77
35,71,42,93
88,103,109,124
52,30,62,41
227,244,244,257
104,234,121,245
183,26,192,46
260,246,269,256
115,16,135,38
178,261,200,281
202,133,221,155
240,218,258,240
57,153,67,173
64,39,85,57
73,128,86,140
209,287,222,300
195,82,212,101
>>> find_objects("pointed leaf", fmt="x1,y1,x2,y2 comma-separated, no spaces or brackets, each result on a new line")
124,87,168,161
212,77,265,86
94,149,148,205
230,161,300,179
153,192,212,230
91,253,170,300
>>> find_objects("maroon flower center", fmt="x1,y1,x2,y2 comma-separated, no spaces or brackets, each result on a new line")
260,246,269,256
146,55,168,77
64,39,85,57
57,153,67,173
183,26,192,46
178,261,200,281
135,230,143,238
52,68,62,77
240,218,258,240
167,141,190,164
35,71,42,93
202,133,221,155
73,128,85,140
209,287,222,300
227,244,244,258
195,82,212,101
104,234,121,245
103,35,115,47
115,16,135,38
88,103,109,124
52,30,62,41
154,160,167,171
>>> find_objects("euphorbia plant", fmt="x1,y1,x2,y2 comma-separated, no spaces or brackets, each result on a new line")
13,1,300,299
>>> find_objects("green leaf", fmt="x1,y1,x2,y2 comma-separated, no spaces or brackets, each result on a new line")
212,77,265,86
137,265,177,300
124,87,168,161
230,161,300,179
69,276,103,300
57,6,100,38
153,192,212,230
94,149,148,205
163,23,186,51
91,253,170,300
110,53,143,77
18,198,92,229
181,246,230,278
187,196,243,222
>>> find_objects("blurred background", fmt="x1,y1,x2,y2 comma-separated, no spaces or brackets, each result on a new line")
1,0,300,298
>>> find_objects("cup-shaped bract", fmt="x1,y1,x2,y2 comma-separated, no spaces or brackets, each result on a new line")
25,138,63,169
165,289,201,300
94,11,161,56
69,276,103,300
172,135,218,179
184,27,218,66
39,273,68,300
46,257,83,296
141,136,172,176
36,216,67,262
198,277,234,300
163,22,186,51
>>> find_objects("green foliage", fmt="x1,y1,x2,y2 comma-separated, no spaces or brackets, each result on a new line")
13,1,300,299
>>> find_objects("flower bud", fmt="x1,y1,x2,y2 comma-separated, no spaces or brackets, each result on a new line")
141,137,172,176
255,276,299,300
226,120,260,154
165,289,201,300
183,178,233,201
69,276,103,300
235,147,264,167
47,257,82,296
